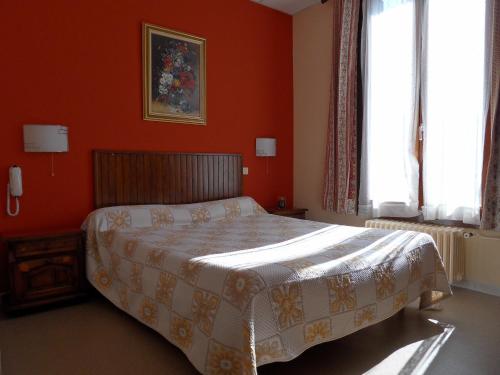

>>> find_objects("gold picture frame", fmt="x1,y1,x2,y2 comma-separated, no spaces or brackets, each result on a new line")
143,23,206,125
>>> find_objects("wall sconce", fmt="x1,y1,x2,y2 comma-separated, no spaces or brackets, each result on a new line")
256,138,276,175
23,125,69,176
256,138,276,157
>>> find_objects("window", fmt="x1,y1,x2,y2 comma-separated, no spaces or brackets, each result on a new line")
422,0,490,224
360,0,491,225
359,0,420,218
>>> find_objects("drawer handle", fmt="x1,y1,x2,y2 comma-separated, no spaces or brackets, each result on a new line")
17,260,46,272
17,256,75,272
53,256,75,265
18,263,31,273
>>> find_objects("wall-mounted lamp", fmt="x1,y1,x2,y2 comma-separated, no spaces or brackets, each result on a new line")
256,137,276,175
256,138,276,157
23,124,68,176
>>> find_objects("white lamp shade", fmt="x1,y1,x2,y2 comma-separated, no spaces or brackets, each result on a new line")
256,138,276,157
23,125,68,152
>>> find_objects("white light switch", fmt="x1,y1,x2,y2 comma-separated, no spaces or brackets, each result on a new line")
242,167,249,175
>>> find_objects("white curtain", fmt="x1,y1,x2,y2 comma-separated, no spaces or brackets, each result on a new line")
359,0,420,218
421,0,492,225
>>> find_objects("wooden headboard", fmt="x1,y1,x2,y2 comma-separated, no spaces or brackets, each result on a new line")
93,150,243,208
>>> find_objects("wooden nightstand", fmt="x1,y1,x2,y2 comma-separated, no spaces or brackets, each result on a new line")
2,230,88,313
267,208,308,220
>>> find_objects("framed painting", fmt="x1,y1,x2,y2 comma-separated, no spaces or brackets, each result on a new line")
143,23,206,125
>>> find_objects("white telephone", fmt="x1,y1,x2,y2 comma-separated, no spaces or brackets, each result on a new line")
6,166,22,216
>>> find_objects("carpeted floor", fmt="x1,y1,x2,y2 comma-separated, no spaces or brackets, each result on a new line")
0,287,499,375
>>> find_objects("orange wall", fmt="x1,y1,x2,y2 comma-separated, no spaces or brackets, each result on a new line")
0,0,293,235
0,0,292,292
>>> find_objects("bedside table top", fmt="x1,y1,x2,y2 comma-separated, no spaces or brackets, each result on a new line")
1,229,83,243
266,208,308,215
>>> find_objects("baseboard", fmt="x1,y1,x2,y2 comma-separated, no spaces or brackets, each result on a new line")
453,280,500,298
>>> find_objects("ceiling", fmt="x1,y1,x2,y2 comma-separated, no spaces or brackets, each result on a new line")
250,0,322,15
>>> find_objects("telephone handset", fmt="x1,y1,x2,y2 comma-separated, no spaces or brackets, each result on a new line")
7,166,22,216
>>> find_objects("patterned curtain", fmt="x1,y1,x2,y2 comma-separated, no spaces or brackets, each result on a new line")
323,0,361,214
481,0,500,230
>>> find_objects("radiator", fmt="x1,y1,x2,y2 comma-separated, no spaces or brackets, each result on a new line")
365,219,465,283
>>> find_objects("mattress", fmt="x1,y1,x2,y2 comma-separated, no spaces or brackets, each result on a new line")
82,196,452,374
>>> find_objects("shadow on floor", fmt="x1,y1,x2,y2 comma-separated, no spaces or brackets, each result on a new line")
260,308,446,375
7,289,497,375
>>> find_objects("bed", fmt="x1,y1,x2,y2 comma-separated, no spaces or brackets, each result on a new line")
83,150,452,375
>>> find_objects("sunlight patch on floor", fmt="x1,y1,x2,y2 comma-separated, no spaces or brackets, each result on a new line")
365,319,455,375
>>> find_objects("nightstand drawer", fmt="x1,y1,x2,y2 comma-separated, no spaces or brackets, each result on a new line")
12,254,79,303
13,236,80,257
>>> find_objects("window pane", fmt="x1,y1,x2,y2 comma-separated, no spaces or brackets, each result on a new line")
359,0,420,217
422,0,489,224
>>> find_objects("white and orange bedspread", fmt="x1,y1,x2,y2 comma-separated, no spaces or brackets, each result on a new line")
82,196,451,374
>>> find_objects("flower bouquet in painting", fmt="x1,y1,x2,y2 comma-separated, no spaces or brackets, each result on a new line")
143,24,206,124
